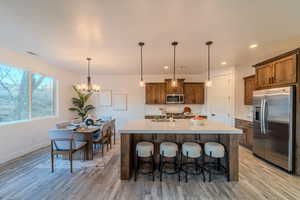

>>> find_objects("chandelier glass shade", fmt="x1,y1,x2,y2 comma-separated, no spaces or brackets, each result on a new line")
75,58,100,93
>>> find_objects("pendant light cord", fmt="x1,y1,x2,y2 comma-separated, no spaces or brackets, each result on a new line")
208,44,210,81
172,41,178,81
206,41,213,81
173,44,176,80
138,42,145,82
141,44,143,81
87,58,91,91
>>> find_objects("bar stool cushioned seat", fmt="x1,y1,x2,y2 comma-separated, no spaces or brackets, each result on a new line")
182,142,202,158
136,142,154,157
160,142,178,157
204,142,225,158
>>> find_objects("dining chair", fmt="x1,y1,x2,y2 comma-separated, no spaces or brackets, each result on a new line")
56,121,70,129
93,123,112,157
110,119,116,145
48,129,88,173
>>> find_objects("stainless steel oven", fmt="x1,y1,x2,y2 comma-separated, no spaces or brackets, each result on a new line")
166,94,184,104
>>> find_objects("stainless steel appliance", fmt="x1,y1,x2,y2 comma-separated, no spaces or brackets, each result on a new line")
166,94,184,104
253,86,295,172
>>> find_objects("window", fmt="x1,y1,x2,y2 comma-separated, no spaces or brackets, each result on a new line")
31,74,56,118
0,65,29,123
0,64,57,124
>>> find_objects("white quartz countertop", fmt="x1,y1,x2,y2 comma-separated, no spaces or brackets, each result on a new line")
119,119,243,134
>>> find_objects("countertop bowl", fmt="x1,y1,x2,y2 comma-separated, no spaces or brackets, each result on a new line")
190,119,205,126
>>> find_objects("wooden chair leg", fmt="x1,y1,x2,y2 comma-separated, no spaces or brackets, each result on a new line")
51,152,54,173
70,152,73,173
102,143,104,157
114,130,116,145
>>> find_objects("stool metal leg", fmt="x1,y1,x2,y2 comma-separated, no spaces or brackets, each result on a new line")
151,151,155,182
209,151,212,182
160,151,164,182
176,151,180,182
179,151,183,182
185,151,189,183
134,151,138,181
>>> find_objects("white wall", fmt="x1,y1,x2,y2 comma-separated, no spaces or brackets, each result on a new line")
234,64,255,121
84,67,235,130
0,48,80,164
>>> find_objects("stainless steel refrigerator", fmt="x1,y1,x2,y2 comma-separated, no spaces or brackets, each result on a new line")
253,86,295,172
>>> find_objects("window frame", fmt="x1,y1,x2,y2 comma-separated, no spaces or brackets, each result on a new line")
0,64,59,125
30,72,58,120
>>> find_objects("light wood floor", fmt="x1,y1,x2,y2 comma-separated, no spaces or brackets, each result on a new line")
1,141,300,200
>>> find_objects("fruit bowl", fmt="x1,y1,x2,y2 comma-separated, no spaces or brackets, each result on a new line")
190,116,205,126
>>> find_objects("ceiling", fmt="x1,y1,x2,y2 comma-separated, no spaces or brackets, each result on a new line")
1,0,300,75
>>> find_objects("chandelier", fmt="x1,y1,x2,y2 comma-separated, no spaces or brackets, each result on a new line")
75,58,100,93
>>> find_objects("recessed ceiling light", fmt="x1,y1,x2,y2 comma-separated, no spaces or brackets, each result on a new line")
164,66,169,69
249,44,258,49
221,62,227,65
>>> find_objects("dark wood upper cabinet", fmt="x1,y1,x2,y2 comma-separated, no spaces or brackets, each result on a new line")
145,80,205,105
145,83,166,104
243,75,255,105
254,50,298,89
184,82,205,104
255,63,273,89
272,55,297,86
165,79,184,94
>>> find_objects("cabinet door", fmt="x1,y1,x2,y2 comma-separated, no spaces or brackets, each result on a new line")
273,55,297,85
157,83,166,104
184,83,194,104
244,75,255,105
246,125,253,148
145,83,166,104
145,84,155,104
184,83,204,104
255,64,273,89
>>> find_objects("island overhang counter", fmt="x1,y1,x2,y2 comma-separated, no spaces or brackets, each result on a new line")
119,119,243,181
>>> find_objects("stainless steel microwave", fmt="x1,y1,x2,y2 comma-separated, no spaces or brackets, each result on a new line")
166,94,184,104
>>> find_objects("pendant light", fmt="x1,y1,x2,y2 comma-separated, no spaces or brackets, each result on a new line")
75,58,100,93
205,41,213,87
138,42,145,87
171,41,178,87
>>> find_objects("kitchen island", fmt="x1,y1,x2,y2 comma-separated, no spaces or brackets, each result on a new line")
119,119,243,181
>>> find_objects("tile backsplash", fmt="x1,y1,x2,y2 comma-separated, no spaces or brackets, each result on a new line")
144,104,207,115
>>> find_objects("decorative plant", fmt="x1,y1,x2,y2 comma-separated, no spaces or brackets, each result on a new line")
69,86,95,122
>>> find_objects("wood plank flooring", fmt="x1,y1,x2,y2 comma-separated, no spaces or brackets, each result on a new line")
1,140,300,200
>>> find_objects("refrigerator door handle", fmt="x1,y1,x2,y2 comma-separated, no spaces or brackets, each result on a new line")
264,99,268,134
260,99,265,134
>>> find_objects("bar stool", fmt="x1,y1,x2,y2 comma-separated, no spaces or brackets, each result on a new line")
180,142,206,182
204,142,229,182
134,141,155,181
159,142,179,181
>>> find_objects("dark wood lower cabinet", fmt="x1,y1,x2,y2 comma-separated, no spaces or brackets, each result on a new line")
235,119,253,150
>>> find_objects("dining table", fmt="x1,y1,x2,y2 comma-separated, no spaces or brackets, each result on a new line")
73,126,102,160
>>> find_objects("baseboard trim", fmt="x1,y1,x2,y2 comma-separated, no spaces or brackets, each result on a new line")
0,141,49,165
